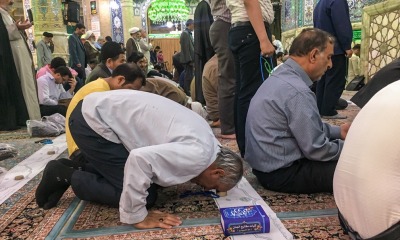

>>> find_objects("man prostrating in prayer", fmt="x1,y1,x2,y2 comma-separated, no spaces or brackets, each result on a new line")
36,90,243,229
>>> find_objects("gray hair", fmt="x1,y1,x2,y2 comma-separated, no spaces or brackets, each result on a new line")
289,28,335,57
214,146,243,188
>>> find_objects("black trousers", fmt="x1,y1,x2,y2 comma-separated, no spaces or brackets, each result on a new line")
339,211,400,240
39,104,67,117
183,63,194,96
229,23,273,157
69,100,157,207
316,54,347,116
252,159,337,194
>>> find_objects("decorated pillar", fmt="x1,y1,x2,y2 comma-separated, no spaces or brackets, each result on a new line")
32,0,68,61
119,0,134,44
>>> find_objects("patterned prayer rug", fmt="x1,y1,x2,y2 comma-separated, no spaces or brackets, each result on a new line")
0,95,359,239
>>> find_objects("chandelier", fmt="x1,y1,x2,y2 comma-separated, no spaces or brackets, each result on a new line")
148,0,189,23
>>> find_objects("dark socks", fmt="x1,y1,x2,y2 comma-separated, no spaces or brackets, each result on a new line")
35,160,75,209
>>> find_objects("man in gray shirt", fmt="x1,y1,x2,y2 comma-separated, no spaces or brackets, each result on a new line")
245,28,350,193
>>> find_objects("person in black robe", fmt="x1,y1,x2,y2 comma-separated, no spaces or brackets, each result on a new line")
351,58,400,108
194,0,214,104
0,14,29,131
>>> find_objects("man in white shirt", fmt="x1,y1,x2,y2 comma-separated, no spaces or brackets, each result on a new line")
334,81,400,239
36,90,243,229
37,66,77,116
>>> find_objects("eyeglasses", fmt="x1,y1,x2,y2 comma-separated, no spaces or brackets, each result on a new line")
179,190,220,199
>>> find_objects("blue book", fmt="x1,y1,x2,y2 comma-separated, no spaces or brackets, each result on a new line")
220,205,270,236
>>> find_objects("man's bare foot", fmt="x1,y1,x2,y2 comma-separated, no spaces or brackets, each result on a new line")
220,134,236,139
210,120,220,128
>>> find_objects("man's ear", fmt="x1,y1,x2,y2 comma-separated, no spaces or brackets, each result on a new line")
116,76,126,85
309,48,319,63
210,168,225,179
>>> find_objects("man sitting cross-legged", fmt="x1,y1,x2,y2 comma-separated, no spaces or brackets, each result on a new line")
245,28,350,194
65,63,146,160
36,90,243,229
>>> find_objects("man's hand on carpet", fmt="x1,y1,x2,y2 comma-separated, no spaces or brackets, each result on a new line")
133,210,182,229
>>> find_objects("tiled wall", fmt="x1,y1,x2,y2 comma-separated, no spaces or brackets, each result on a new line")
282,0,386,31
361,0,400,81
281,0,398,80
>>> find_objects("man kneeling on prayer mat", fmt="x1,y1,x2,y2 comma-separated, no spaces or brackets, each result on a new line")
36,90,243,229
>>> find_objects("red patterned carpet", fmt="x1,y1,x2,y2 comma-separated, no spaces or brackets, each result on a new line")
0,94,359,239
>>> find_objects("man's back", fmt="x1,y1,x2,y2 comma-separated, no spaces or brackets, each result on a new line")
313,0,352,55
66,78,110,156
82,90,217,152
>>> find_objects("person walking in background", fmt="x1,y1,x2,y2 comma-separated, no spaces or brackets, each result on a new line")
314,0,353,119
180,19,195,96
209,0,236,139
36,32,53,69
68,23,86,83
347,44,361,82
227,0,276,156
0,0,41,127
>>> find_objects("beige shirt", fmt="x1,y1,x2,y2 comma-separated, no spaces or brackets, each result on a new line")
226,0,274,24
347,54,361,81
333,81,400,239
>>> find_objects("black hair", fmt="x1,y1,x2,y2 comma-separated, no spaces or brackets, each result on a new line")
289,28,335,57
100,41,125,63
43,32,53,37
276,52,284,59
105,36,112,42
54,66,72,78
353,44,361,50
127,51,145,64
75,23,85,30
50,57,67,69
111,63,146,86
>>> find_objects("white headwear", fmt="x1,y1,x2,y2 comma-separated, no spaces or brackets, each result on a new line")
129,27,140,34
85,30,94,40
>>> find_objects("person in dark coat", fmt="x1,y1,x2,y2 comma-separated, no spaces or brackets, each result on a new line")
180,19,195,96
313,0,353,119
193,0,214,104
0,12,29,130
351,58,400,108
85,42,126,83
68,23,86,82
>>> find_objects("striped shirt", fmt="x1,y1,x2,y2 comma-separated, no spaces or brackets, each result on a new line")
209,0,231,23
226,0,274,24
245,58,343,173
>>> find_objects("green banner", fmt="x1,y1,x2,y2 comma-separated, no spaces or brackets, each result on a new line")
353,30,361,41
149,33,180,39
